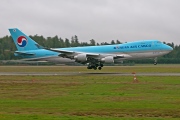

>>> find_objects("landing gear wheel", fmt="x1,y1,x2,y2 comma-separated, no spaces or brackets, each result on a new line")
93,67,97,70
98,67,102,70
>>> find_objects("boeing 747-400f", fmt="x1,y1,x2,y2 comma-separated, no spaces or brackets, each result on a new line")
9,28,173,70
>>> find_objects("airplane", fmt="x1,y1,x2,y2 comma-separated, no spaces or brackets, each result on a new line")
9,28,173,70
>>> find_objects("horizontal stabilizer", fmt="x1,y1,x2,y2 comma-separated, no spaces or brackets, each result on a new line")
15,51,35,55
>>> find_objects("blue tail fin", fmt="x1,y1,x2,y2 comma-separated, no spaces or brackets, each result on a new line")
9,28,42,51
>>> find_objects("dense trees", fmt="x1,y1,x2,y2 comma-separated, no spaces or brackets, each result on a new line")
0,35,179,64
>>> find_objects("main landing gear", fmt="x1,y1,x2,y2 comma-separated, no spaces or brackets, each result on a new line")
87,63,104,70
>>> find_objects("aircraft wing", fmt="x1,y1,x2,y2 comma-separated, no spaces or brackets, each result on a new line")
46,48,100,57
46,48,74,54
46,48,131,61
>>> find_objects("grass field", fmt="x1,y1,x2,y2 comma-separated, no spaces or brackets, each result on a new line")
0,64,180,73
0,65,179,120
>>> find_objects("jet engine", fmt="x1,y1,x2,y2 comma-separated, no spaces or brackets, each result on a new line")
101,56,114,63
74,54,87,62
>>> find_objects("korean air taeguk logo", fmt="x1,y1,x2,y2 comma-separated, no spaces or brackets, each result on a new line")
17,36,27,47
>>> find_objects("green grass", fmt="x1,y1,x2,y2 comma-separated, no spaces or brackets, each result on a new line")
0,74,179,119
0,65,180,73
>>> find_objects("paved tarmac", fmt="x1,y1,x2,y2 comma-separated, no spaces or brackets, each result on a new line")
0,72,180,76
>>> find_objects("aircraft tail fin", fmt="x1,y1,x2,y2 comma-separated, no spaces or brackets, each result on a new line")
9,28,43,51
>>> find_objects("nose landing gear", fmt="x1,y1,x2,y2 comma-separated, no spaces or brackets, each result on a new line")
154,57,157,65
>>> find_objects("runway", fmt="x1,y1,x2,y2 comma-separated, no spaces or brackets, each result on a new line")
0,72,180,76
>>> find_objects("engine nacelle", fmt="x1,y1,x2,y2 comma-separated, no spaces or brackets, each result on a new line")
101,56,114,63
74,54,87,62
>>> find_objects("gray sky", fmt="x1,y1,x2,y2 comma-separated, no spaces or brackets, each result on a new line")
1,0,180,45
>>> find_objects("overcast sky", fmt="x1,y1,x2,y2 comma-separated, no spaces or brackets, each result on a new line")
1,0,180,45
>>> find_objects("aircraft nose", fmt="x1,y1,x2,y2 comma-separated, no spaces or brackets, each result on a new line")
168,45,173,51
165,44,173,51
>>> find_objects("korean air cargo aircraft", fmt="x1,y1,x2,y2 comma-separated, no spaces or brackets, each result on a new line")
9,28,173,70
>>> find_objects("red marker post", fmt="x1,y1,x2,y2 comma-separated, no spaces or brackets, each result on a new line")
132,72,139,83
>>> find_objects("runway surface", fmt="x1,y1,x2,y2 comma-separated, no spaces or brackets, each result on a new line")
0,72,180,76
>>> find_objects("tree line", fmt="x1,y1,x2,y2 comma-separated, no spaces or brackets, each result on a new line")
0,35,180,64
